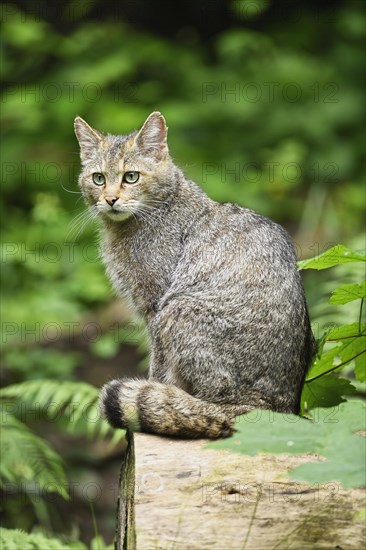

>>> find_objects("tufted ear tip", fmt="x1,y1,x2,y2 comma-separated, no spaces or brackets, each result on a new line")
135,111,168,161
74,115,85,128
146,110,165,121
74,116,103,162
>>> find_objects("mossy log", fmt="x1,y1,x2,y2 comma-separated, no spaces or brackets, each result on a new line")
115,432,365,549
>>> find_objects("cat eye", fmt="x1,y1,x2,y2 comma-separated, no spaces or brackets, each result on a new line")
92,173,106,186
123,171,140,184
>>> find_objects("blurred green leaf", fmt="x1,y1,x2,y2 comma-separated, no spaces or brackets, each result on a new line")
329,281,366,305
298,245,366,271
0,380,123,441
0,528,81,549
0,409,69,500
90,333,119,359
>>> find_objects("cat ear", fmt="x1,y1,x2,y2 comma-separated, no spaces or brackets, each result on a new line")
135,112,168,161
74,116,103,162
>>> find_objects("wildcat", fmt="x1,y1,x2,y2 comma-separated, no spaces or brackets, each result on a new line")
74,111,315,438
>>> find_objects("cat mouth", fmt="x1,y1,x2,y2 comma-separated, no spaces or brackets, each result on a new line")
104,208,133,221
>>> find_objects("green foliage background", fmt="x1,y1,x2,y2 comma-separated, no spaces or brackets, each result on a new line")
0,0,365,547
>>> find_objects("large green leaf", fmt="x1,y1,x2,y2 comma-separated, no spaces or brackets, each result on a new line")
329,281,366,305
301,375,357,413
209,401,366,488
298,245,366,271
290,433,365,488
327,322,365,340
355,361,366,383
306,323,366,382
290,401,366,488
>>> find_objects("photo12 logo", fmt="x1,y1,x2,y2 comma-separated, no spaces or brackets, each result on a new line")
201,81,339,104
2,82,139,104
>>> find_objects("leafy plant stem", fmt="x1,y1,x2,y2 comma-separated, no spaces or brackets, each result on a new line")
89,500,100,549
327,332,365,342
359,297,365,334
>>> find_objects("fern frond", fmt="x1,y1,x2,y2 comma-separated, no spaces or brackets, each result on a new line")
0,380,123,441
0,528,85,549
0,408,68,499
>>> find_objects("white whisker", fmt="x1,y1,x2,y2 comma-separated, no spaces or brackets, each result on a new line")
60,182,82,195
66,207,99,240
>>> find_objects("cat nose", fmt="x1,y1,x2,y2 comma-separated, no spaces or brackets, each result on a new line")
105,196,118,206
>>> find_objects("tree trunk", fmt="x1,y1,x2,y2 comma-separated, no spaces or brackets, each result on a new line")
116,432,365,549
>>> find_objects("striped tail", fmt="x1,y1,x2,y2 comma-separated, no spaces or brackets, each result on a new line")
99,379,253,439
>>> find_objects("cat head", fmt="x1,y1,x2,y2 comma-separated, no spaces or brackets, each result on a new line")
74,112,176,222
